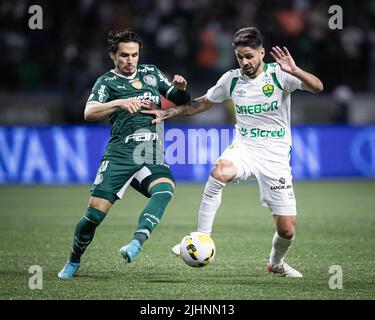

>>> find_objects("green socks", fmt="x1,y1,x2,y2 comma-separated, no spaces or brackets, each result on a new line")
69,207,106,263
68,183,173,262
134,182,174,244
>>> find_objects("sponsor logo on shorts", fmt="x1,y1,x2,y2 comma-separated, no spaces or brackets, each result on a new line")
279,177,286,184
271,177,292,191
288,192,295,199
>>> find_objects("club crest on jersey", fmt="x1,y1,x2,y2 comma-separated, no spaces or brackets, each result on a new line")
143,74,157,87
262,84,274,97
131,80,143,89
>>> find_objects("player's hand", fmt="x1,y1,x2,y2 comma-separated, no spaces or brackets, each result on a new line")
115,98,156,114
270,46,298,74
172,75,187,91
141,109,168,124
140,99,158,110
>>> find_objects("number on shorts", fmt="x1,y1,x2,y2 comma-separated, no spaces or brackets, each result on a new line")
98,160,109,173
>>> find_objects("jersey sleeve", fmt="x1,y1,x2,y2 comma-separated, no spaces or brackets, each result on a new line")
275,65,302,94
86,77,111,104
206,71,234,103
155,66,191,105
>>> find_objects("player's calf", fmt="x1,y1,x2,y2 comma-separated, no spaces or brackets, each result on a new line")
120,182,174,263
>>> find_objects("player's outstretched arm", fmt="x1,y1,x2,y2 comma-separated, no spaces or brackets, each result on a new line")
84,99,154,121
142,95,214,124
270,46,324,93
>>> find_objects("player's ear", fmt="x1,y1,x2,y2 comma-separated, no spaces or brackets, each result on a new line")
109,52,116,63
259,47,265,59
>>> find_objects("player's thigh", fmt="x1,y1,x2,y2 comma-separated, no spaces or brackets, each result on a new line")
256,161,297,216
130,163,175,197
90,157,139,204
218,142,253,181
211,159,237,182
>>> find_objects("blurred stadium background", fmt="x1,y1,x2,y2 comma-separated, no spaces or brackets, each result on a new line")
1,0,375,183
1,0,375,301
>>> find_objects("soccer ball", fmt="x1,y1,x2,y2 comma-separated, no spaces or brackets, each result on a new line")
180,232,216,268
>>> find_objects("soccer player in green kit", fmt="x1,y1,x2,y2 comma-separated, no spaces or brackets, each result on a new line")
58,29,191,279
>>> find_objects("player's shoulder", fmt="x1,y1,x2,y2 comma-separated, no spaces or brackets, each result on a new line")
225,68,241,77
264,62,280,74
218,68,241,83
94,70,119,84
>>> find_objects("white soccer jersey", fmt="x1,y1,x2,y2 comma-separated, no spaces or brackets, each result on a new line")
206,63,302,152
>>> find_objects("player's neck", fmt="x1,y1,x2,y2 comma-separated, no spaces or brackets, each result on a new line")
243,61,265,79
113,68,137,79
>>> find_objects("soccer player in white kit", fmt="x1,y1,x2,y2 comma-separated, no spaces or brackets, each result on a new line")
144,27,323,277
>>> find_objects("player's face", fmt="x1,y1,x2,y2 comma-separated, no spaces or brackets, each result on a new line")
110,42,140,76
235,46,265,78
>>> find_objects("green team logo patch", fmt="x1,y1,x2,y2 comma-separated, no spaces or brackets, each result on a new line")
262,84,274,97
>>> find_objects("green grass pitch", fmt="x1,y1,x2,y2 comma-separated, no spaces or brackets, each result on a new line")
0,180,374,300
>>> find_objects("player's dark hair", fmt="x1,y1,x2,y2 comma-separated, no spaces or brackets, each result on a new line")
232,27,263,49
107,28,143,53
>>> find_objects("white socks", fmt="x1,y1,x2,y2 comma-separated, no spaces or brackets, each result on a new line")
197,175,226,234
269,231,295,266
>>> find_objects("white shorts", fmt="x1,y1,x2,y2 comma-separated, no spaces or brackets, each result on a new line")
219,139,297,216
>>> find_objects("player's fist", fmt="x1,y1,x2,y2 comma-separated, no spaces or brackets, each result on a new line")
172,75,187,91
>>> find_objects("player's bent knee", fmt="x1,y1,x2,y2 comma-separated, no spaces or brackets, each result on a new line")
88,196,112,213
275,215,296,239
148,178,175,194
276,222,296,239
277,228,295,239
211,160,237,183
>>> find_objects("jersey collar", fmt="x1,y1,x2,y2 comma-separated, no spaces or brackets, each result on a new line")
240,62,267,82
110,69,137,79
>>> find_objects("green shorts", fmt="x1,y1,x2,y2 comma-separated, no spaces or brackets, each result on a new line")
90,156,175,204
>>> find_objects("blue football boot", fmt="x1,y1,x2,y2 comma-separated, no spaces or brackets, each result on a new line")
58,262,80,279
119,239,142,263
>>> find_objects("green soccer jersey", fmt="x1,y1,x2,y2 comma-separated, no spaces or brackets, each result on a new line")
87,64,190,162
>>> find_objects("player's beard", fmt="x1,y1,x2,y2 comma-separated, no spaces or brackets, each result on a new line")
122,64,136,76
116,61,137,76
242,60,261,78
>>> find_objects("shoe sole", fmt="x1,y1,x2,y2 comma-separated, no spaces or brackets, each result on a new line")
120,250,132,263
266,264,302,278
